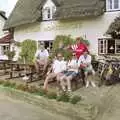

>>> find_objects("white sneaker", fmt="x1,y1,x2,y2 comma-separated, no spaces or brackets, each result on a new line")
91,82,96,87
62,87,66,92
68,89,72,92
86,81,89,88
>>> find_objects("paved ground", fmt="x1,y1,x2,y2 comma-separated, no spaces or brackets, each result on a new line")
0,95,70,120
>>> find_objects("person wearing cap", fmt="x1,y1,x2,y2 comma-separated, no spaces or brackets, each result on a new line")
35,42,49,74
70,37,88,59
78,51,96,88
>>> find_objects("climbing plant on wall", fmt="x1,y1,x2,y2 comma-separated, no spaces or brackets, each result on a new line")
20,39,37,63
52,35,90,60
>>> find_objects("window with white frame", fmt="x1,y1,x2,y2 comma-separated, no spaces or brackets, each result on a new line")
106,0,120,11
1,45,9,54
98,39,120,54
98,39,108,54
115,39,120,53
42,6,56,20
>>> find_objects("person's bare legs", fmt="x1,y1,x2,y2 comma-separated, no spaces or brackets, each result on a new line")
43,59,48,73
85,72,89,88
43,73,57,90
90,70,96,87
66,76,73,91
35,60,40,74
57,74,66,91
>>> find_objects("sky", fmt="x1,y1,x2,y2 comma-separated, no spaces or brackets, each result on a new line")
0,0,18,17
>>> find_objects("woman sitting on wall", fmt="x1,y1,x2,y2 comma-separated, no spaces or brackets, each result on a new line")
58,52,79,92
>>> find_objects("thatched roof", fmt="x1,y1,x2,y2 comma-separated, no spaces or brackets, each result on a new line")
0,11,7,20
4,0,105,30
107,16,120,34
54,0,105,19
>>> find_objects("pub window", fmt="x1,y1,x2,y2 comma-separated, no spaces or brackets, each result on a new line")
98,39,120,54
98,39,107,54
115,40,120,53
106,0,120,11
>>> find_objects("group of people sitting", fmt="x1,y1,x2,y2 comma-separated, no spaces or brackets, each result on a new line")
34,37,96,92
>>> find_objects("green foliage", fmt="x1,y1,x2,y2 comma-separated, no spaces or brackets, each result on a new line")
81,39,90,46
16,84,29,91
46,92,57,99
15,41,21,47
0,80,81,104
70,95,82,104
28,85,39,93
57,93,70,102
52,35,90,60
90,54,96,61
52,35,74,60
52,35,75,51
0,80,4,85
3,81,11,87
35,88,47,96
5,50,15,60
20,39,37,63
10,82,16,88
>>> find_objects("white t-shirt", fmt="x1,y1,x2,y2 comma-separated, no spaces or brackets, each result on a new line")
67,59,78,73
35,49,49,60
52,60,67,74
78,54,93,69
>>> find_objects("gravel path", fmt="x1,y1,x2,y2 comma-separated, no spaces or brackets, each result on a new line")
0,95,70,120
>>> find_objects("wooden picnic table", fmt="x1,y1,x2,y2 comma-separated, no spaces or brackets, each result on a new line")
7,62,36,82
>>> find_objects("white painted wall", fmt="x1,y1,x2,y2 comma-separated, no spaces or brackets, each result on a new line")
0,16,5,38
14,11,120,55
0,15,6,55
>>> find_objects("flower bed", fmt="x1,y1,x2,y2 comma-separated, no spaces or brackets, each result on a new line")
0,80,81,104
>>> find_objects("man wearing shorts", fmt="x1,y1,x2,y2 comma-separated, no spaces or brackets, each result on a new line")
35,42,49,74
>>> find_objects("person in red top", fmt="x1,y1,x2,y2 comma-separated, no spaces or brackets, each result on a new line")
70,37,88,59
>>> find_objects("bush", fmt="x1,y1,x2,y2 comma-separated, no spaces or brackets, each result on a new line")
70,95,82,104
57,93,70,102
3,81,11,87
0,80,4,85
35,88,47,96
10,82,16,88
0,80,81,104
52,35,75,60
52,35,90,60
16,84,29,91
46,92,57,99
20,39,37,64
28,85,39,93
